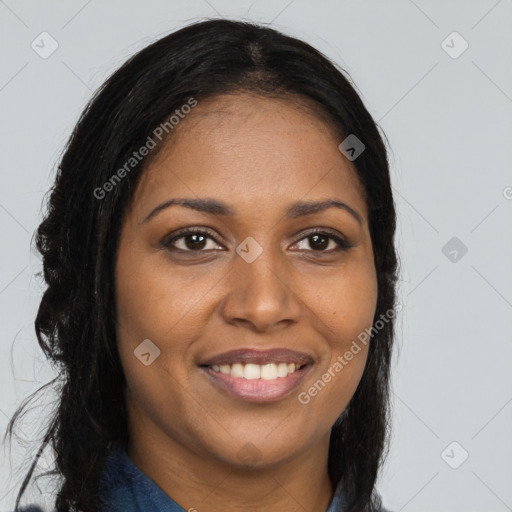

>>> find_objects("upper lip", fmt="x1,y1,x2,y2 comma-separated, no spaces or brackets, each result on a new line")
200,348,314,367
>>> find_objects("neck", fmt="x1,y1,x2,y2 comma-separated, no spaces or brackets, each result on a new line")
127,406,334,511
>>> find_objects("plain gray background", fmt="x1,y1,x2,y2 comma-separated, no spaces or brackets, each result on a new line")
1,1,511,511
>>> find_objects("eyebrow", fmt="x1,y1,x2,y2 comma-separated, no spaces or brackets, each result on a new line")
143,197,363,225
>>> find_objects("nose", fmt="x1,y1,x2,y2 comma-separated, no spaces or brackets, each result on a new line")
219,248,302,333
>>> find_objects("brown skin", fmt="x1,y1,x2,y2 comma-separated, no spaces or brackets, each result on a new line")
115,92,378,512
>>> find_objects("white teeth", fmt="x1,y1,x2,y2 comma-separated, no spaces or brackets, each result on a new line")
277,363,288,377
231,363,244,378
209,362,300,379
261,363,277,380
220,365,231,375
244,363,261,380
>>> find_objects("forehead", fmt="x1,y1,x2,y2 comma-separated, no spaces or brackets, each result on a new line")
131,92,367,219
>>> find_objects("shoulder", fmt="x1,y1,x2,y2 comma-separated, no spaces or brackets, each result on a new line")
15,507,47,512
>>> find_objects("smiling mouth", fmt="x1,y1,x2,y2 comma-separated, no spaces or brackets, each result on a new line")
199,360,313,402
198,348,314,401
203,362,308,380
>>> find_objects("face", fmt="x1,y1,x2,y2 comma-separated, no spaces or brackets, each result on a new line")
115,92,378,471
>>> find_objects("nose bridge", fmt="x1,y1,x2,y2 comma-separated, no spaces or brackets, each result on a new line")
220,236,301,331
240,248,284,297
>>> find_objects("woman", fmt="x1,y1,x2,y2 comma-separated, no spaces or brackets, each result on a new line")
6,18,398,512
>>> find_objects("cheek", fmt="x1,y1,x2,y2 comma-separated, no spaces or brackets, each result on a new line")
115,246,212,350
309,257,377,350
115,259,205,439
298,259,377,413
114,244,200,412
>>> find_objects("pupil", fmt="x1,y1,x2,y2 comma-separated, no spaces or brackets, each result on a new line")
186,234,206,250
310,234,328,250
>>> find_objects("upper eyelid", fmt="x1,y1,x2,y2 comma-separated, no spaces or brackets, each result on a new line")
164,227,222,245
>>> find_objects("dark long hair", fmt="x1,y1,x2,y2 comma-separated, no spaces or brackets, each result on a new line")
5,18,398,512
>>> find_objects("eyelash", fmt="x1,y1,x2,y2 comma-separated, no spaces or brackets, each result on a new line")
161,227,353,254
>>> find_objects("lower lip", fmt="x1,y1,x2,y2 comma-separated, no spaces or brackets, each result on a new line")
200,365,312,402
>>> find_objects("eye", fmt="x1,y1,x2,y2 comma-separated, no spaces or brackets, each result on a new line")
162,228,224,252
161,227,352,254
292,229,352,253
